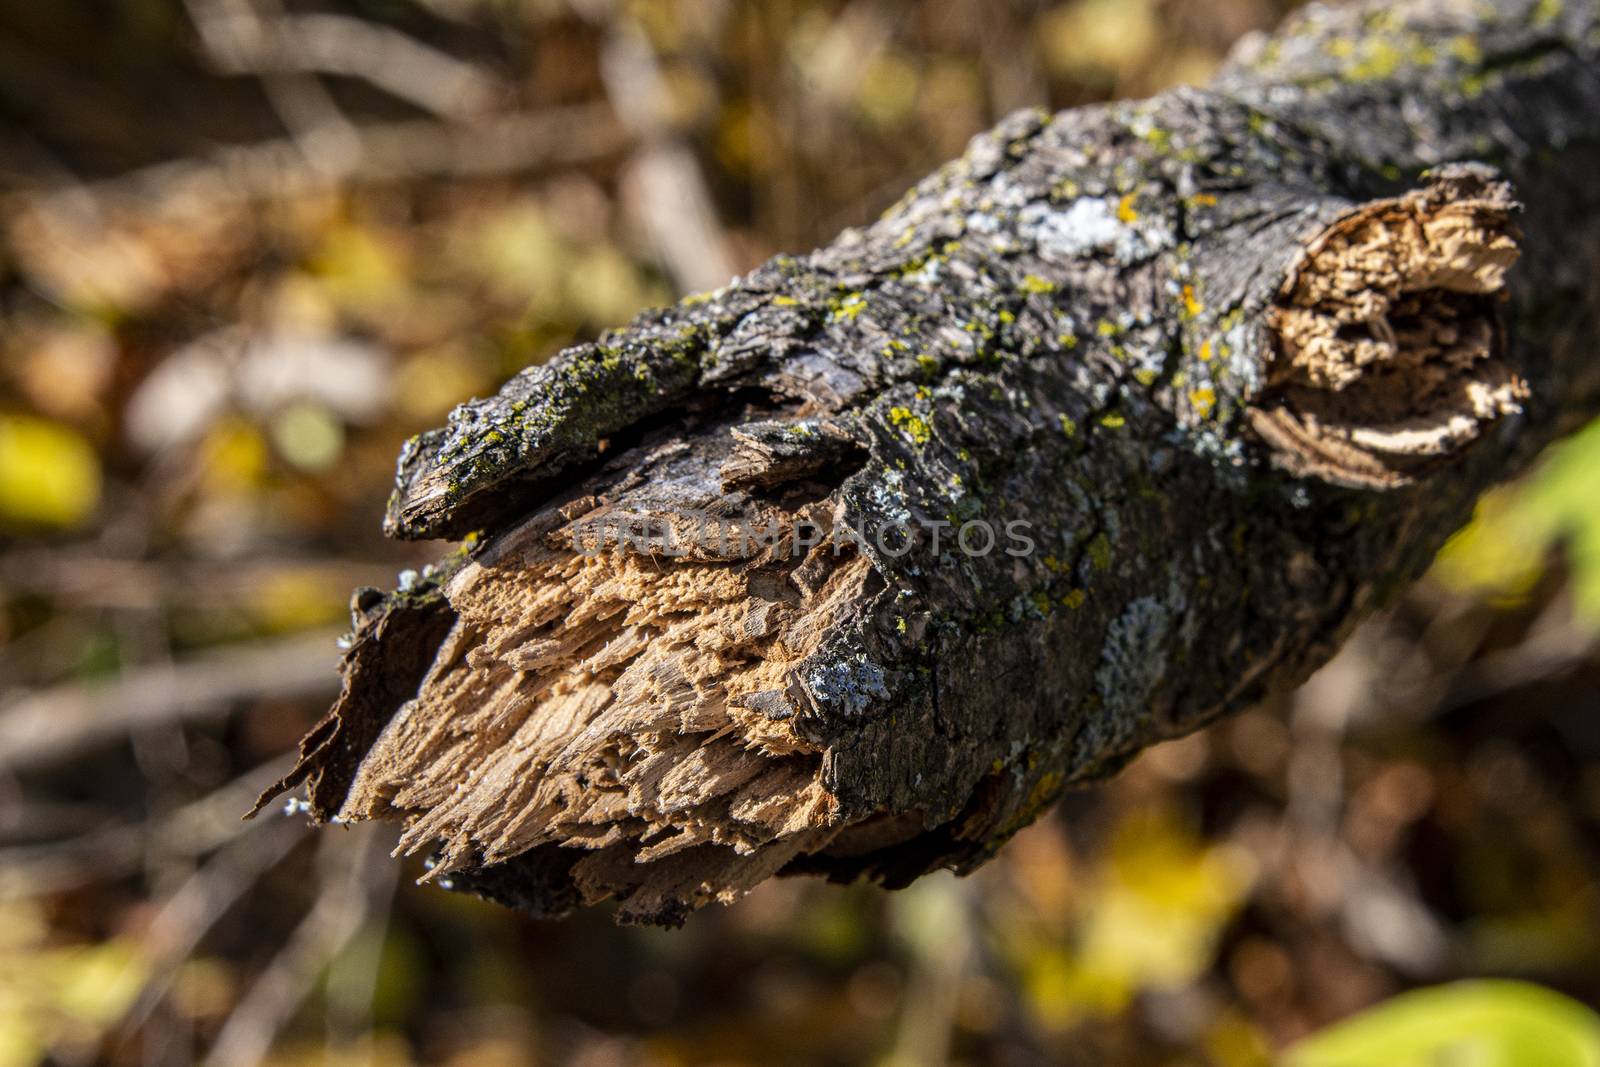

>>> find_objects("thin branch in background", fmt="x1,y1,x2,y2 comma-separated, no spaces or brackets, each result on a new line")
185,0,507,121
593,4,736,293
886,876,975,1067
0,553,396,615
0,754,297,897
764,0,892,249
1273,637,1452,976
10,102,626,234
238,13,507,122
183,0,362,173
117,815,309,1037
201,823,395,1067
323,839,400,1060
1434,588,1600,713
0,628,344,775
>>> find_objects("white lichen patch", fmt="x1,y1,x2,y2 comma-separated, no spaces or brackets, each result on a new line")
802,654,890,717
1020,196,1177,267
1095,594,1178,725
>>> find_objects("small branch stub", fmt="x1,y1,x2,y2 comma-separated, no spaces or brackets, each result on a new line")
1251,164,1525,489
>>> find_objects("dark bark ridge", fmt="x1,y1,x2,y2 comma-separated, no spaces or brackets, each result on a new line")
257,0,1600,923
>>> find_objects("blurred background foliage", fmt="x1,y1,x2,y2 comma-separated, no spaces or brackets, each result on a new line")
1,0,1599,1064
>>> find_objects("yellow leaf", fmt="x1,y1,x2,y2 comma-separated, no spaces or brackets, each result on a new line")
200,417,270,493
1075,810,1254,995
250,567,350,632
49,941,145,1026
394,347,494,421
311,221,410,318
0,414,101,528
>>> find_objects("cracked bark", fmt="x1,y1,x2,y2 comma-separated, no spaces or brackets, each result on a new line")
254,0,1600,924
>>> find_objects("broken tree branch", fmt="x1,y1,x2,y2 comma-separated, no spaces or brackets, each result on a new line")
256,0,1600,923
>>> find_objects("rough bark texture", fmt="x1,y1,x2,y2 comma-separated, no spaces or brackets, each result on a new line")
256,0,1600,924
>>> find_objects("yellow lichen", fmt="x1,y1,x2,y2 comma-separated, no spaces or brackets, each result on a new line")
831,293,868,321
888,406,932,445
1086,533,1113,571
1349,40,1403,80
1449,35,1483,64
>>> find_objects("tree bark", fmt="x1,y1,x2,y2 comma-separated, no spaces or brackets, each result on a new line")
256,0,1600,924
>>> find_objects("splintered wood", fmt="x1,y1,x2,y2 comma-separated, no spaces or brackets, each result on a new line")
333,505,872,918
1253,167,1526,488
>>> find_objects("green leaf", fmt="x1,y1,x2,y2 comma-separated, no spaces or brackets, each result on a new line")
1283,980,1600,1067
1432,414,1600,622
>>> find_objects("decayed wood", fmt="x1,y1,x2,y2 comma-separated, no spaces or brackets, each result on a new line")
256,0,1600,923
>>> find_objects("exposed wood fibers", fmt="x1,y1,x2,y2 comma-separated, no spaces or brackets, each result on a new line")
334,501,873,916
